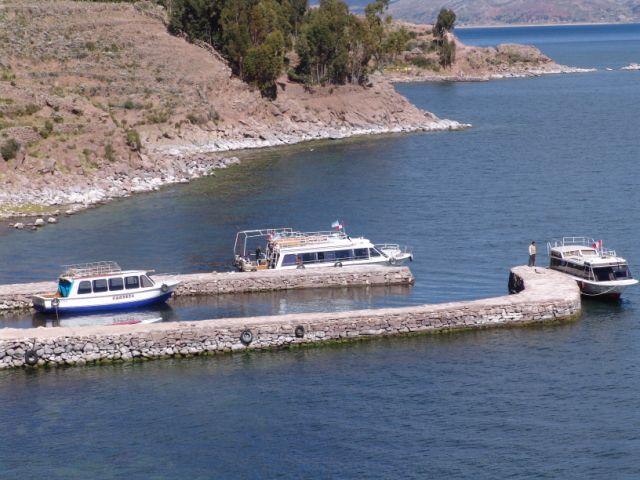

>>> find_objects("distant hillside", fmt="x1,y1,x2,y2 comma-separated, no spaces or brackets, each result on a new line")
375,0,640,25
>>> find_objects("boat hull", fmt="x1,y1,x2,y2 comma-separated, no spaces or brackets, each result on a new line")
550,271,638,299
33,290,174,314
576,280,636,299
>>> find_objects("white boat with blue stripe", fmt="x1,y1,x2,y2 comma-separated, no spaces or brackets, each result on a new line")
32,262,179,314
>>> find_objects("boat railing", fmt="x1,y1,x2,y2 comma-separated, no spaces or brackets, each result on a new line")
273,230,347,247
375,243,411,252
62,261,122,278
234,227,349,257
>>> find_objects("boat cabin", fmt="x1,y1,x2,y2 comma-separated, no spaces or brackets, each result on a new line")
233,228,406,271
55,262,156,298
547,238,632,282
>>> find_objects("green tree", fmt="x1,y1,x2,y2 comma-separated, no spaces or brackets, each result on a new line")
433,8,456,40
438,35,456,67
168,0,222,45
244,30,286,98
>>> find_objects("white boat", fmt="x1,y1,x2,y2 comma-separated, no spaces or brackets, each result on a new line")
32,261,179,314
547,237,638,299
233,225,413,271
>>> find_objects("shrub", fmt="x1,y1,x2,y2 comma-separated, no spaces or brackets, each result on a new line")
40,119,54,138
409,56,440,71
125,129,141,151
0,68,15,82
104,143,116,162
145,108,170,124
123,99,141,110
0,138,20,161
23,103,40,115
186,113,206,125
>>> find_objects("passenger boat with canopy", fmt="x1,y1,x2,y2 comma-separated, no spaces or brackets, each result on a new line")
233,223,413,272
547,237,638,299
32,261,179,314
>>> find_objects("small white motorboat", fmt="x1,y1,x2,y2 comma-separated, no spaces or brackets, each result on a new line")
32,261,179,314
547,237,638,299
233,222,413,271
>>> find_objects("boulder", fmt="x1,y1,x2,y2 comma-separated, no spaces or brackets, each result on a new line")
34,218,45,226
47,217,58,224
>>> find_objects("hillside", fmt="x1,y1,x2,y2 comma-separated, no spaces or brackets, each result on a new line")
385,0,640,26
0,1,461,219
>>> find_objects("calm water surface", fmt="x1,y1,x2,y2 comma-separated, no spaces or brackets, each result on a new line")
2,24,640,478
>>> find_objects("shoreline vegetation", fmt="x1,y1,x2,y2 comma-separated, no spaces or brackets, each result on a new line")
0,1,595,224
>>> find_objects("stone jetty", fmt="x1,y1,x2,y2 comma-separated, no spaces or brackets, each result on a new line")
0,266,581,369
0,265,415,312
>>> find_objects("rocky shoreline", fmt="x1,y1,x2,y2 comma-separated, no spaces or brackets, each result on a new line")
385,64,597,83
1,116,467,224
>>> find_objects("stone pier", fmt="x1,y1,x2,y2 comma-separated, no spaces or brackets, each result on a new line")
0,265,415,312
0,267,581,369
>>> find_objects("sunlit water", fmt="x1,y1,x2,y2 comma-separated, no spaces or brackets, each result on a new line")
2,24,640,478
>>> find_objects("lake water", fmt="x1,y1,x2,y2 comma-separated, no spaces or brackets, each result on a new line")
2,24,640,478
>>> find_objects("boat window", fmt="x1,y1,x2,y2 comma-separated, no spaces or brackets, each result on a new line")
550,251,562,258
77,281,92,295
140,275,154,288
57,279,73,298
353,248,368,260
282,254,297,267
593,267,615,282
335,250,354,260
581,249,597,256
369,248,382,257
302,252,317,264
109,277,124,291
613,265,631,279
125,276,140,289
550,258,561,268
93,279,108,293
318,251,336,262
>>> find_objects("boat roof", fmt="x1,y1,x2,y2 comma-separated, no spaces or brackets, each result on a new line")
59,262,149,280
548,239,627,265
234,227,373,254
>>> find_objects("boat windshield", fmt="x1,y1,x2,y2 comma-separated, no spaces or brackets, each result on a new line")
593,265,631,281
57,278,73,298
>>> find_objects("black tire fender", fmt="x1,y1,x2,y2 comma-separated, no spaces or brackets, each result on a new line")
294,325,305,338
24,350,39,366
240,329,253,346
161,283,169,293
51,298,60,308
334,261,343,268
388,257,397,266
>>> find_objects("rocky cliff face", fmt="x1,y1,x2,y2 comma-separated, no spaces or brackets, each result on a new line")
0,1,463,218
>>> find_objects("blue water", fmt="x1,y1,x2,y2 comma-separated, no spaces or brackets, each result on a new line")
2,23,640,478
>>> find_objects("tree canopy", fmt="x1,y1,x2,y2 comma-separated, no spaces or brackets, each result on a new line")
433,8,456,39
168,0,411,97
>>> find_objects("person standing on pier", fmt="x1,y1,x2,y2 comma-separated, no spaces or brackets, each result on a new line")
528,241,537,266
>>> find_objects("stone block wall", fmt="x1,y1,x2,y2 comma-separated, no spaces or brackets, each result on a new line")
0,267,581,369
